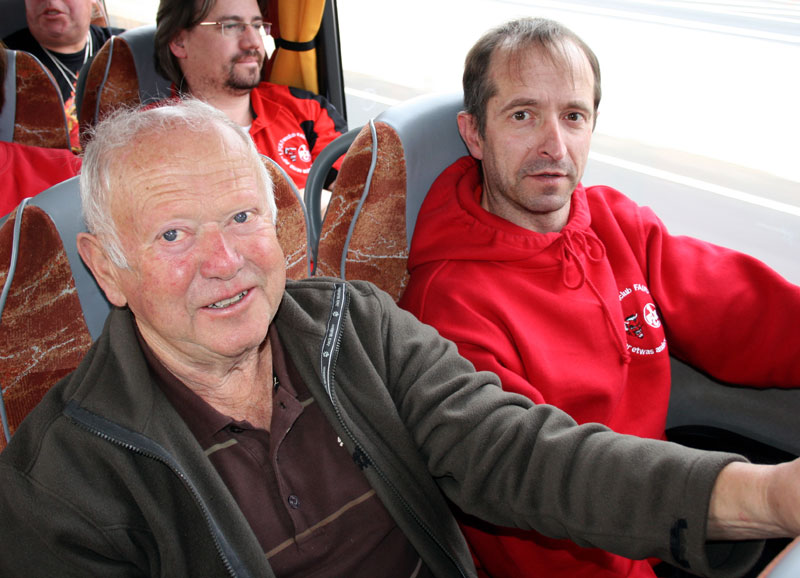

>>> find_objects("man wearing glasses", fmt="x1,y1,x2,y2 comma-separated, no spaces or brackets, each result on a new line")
154,0,346,191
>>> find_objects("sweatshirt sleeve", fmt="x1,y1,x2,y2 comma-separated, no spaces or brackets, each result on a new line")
626,198,800,387
358,282,763,577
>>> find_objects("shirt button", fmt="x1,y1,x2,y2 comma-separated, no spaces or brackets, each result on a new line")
287,494,300,509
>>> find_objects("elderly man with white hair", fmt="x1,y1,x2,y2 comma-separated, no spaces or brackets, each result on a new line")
0,99,799,577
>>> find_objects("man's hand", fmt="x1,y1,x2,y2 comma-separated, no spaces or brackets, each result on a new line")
708,459,800,540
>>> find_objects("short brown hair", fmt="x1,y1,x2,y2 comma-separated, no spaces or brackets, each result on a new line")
463,18,601,137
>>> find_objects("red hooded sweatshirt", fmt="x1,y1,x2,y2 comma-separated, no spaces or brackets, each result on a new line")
399,156,800,578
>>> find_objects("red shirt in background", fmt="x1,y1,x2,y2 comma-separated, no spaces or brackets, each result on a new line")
0,141,81,217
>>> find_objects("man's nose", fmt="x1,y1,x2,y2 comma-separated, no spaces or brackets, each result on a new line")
240,23,263,49
537,119,567,161
199,229,244,280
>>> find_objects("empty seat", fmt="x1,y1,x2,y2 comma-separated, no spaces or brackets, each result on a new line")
312,92,466,301
0,48,70,149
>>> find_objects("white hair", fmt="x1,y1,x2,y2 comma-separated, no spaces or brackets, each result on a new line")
80,98,277,268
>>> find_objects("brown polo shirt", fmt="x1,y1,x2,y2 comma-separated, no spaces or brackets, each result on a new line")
139,325,432,577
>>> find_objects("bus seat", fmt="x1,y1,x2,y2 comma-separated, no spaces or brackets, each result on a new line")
78,25,171,145
0,49,71,149
303,127,360,258
262,155,313,279
0,190,97,451
313,92,466,301
78,35,138,145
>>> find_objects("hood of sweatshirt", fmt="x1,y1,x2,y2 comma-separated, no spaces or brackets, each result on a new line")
408,155,605,290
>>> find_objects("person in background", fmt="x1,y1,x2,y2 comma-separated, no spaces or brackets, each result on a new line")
400,17,800,578
0,41,80,217
1,98,799,576
3,0,123,150
154,0,345,195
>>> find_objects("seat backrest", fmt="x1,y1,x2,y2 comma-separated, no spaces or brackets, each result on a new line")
120,25,172,104
0,188,98,450
78,25,171,143
314,92,466,301
262,155,313,279
0,49,70,149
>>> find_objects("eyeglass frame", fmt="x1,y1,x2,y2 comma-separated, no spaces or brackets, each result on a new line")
196,20,272,39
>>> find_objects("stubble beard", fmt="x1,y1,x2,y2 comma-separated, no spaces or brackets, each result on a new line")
225,52,264,92
484,156,578,218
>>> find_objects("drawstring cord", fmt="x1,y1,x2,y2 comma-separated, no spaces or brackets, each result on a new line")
559,231,604,290
559,231,631,364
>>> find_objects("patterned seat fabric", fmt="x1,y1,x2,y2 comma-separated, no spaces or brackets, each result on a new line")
3,50,71,149
0,205,93,450
78,25,171,147
315,123,409,301
263,157,312,279
78,35,139,147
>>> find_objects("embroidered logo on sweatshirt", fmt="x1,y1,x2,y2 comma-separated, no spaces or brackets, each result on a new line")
643,302,661,328
277,132,313,175
625,313,645,339
619,283,667,356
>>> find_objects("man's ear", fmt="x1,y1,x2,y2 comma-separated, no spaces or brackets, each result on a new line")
457,112,484,161
76,232,128,308
169,31,188,58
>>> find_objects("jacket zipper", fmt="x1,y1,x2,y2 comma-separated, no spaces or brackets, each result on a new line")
64,400,247,578
320,282,468,578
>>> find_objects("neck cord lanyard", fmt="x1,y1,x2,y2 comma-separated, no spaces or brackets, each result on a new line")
41,31,93,88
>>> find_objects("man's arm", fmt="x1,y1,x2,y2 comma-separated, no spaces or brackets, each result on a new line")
709,460,800,540
618,190,800,387
335,280,798,575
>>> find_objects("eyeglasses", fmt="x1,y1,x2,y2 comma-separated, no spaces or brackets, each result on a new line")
197,20,271,39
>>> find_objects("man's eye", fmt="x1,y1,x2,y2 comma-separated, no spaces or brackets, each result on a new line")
222,22,245,34
162,229,178,242
233,211,249,223
512,111,530,121
566,112,585,122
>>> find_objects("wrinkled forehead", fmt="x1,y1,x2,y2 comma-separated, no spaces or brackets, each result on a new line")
109,123,263,212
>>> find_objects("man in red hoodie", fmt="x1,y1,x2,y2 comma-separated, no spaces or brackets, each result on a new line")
399,17,800,578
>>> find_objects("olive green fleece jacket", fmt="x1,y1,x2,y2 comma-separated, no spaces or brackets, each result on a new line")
0,278,762,577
